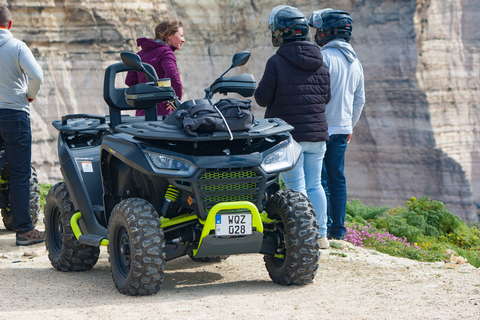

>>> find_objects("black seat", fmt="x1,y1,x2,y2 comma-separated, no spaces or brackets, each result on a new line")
103,62,158,128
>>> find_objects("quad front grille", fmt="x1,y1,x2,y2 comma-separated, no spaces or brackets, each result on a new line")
198,168,262,211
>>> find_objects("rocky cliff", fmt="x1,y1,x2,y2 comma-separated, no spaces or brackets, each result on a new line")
4,0,479,220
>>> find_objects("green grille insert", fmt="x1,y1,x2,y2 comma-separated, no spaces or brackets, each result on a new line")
204,194,255,203
200,170,256,180
200,182,257,192
198,168,261,211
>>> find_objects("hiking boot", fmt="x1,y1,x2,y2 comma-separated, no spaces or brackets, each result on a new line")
16,229,46,246
318,235,330,249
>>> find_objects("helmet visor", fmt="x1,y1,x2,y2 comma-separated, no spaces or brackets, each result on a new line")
308,8,333,28
268,5,297,32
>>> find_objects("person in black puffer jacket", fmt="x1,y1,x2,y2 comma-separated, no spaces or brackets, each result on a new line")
255,5,331,249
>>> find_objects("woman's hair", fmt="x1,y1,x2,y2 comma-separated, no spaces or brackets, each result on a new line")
154,18,183,42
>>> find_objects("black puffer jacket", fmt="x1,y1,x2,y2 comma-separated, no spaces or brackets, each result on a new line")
254,41,330,142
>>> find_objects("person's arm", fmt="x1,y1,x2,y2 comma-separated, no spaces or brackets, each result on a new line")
19,43,43,100
254,58,277,108
351,64,365,128
161,51,182,100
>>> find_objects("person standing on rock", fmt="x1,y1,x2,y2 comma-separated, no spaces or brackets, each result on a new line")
126,17,185,117
0,5,45,245
255,5,331,249
308,9,365,240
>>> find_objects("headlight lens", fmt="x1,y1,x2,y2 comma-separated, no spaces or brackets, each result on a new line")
145,151,196,176
260,140,300,173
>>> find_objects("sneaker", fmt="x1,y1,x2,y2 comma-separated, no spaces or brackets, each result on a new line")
318,236,330,249
16,229,46,246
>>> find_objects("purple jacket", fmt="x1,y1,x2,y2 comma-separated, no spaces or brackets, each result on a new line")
125,38,183,116
254,41,330,142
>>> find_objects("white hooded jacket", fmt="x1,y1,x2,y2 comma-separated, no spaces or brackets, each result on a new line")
0,29,43,115
321,40,365,133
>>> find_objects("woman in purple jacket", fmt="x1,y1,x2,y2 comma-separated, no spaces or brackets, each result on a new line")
125,18,185,116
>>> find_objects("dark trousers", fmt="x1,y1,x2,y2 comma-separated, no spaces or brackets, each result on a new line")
0,109,33,233
321,134,349,239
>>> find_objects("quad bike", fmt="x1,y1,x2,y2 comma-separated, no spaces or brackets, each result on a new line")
44,51,320,296
0,148,40,231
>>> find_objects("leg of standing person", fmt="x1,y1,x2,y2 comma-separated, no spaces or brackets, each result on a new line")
321,159,331,229
0,110,33,232
281,141,328,248
302,141,328,248
322,134,349,239
0,110,44,245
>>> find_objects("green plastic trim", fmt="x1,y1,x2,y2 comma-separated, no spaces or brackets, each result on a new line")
259,210,277,224
159,213,198,228
70,212,109,246
192,201,263,257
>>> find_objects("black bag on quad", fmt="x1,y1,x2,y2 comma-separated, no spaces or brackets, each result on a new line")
0,148,40,231
176,98,253,136
44,50,320,296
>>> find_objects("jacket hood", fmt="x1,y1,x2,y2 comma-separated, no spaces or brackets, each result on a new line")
276,41,324,71
0,29,12,47
136,37,178,52
322,40,357,62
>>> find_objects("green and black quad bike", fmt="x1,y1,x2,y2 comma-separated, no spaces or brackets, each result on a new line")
0,148,40,231
44,51,320,296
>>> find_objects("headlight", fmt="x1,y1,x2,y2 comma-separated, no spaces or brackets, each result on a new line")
260,139,301,173
145,151,196,176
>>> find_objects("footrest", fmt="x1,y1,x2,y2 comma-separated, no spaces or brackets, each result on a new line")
78,234,105,246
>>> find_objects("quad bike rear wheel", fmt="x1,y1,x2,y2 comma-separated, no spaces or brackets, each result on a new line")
44,182,100,271
264,189,320,285
1,165,40,231
108,198,166,296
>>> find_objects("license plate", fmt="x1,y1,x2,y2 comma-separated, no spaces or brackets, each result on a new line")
215,213,252,236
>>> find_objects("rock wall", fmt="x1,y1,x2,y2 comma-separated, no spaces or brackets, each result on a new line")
2,0,479,220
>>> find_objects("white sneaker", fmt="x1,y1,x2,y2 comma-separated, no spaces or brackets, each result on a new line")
318,236,330,249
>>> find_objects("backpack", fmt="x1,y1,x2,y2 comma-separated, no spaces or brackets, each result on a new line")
176,98,253,139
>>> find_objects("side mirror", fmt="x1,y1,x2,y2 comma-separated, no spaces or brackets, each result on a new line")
230,51,250,68
120,52,143,69
218,51,251,79
120,51,158,83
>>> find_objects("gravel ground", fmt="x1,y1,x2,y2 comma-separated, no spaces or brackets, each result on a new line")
0,217,479,320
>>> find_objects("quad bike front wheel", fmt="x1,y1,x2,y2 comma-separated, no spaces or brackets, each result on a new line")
44,182,100,271
264,189,320,285
1,165,40,231
108,198,166,296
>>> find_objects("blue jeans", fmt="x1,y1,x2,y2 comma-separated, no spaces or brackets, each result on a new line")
280,141,327,237
0,109,33,233
321,134,349,239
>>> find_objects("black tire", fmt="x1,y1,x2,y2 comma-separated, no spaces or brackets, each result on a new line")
263,189,320,285
108,198,166,296
44,182,100,271
1,165,40,231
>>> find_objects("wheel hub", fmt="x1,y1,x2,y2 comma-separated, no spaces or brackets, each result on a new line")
120,243,130,256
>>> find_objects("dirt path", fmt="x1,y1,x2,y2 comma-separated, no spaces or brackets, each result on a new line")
0,218,479,320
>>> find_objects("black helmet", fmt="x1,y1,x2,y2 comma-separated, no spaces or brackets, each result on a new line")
269,5,309,47
308,9,353,46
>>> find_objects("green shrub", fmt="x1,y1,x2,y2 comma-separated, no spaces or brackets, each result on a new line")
345,196,480,268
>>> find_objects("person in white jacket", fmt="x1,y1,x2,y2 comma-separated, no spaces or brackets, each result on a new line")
309,9,365,240
0,5,45,245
